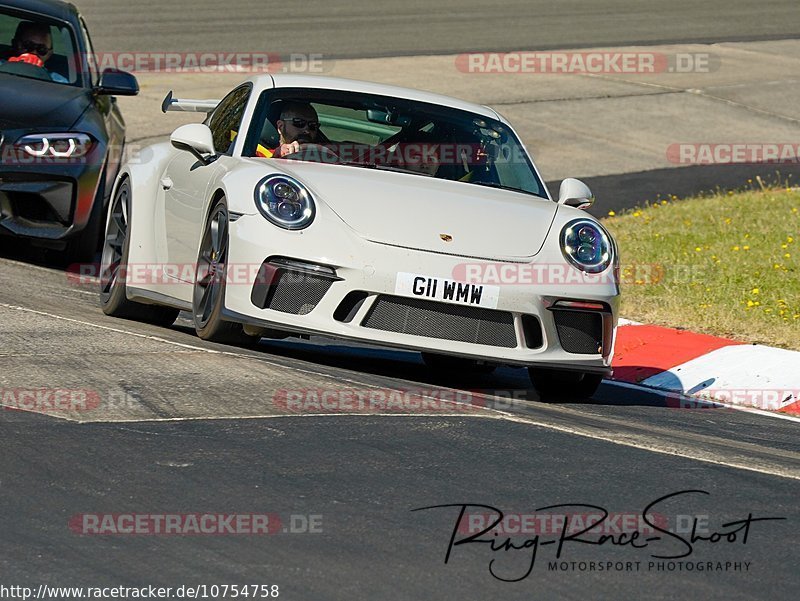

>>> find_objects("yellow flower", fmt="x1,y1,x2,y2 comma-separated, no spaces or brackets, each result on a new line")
788,236,794,243
633,211,641,217
751,288,759,294
743,245,750,250
608,210,615,216
781,244,788,249
785,253,791,258
747,300,755,307
695,247,702,252
661,200,668,205
732,246,740,251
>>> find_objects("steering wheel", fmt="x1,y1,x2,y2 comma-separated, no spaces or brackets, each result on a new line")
0,60,51,81
282,143,340,164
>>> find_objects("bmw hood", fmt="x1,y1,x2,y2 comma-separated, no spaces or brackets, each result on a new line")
0,74,90,129
274,161,557,259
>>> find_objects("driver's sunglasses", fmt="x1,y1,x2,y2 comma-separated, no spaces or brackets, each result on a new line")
282,117,319,131
19,40,52,56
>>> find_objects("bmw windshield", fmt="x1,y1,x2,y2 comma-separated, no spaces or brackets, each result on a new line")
0,8,81,86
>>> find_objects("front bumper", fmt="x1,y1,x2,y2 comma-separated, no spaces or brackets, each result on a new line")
223,213,620,372
0,146,103,242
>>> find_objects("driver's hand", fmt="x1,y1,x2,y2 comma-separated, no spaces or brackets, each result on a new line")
8,53,44,68
278,141,302,156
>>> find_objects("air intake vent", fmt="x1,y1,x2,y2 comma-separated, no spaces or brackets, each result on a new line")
552,310,603,354
362,295,517,348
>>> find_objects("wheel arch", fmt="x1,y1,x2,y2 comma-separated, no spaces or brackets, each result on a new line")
116,142,176,266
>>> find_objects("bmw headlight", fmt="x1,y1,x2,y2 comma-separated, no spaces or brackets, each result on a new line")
255,175,315,230
561,218,613,273
15,133,93,158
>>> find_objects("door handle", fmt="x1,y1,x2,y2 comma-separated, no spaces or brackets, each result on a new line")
160,177,173,190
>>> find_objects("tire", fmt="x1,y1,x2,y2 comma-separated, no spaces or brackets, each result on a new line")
421,352,497,375
528,367,603,400
192,197,259,345
99,178,179,327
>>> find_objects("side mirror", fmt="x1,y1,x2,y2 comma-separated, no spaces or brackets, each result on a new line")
558,178,594,209
95,68,139,96
171,123,216,164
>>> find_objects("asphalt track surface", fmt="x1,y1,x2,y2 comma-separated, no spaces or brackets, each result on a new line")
1,246,799,599
76,0,800,59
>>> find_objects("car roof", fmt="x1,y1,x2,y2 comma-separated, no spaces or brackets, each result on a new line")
250,74,501,120
0,0,79,23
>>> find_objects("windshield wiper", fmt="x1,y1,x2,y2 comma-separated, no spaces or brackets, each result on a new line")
372,164,433,176
338,160,377,169
337,161,432,176
469,180,540,196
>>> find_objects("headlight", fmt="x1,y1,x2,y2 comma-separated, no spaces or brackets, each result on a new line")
561,218,613,273
14,133,93,158
254,175,315,230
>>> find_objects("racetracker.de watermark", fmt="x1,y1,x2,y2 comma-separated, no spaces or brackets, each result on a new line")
0,142,146,167
272,388,530,413
89,52,330,74
450,263,712,286
456,51,719,74
458,511,670,535
68,513,322,536
0,389,161,414
1,388,101,413
69,262,320,286
666,388,800,412
667,143,800,164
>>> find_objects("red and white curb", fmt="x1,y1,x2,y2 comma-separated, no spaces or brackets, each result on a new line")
611,321,800,416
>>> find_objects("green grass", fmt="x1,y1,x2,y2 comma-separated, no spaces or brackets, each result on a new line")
604,186,800,350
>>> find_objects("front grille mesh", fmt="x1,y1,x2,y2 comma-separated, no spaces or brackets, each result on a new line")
553,310,603,354
265,271,333,315
361,295,517,348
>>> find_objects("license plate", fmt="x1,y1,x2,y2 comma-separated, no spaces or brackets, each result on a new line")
395,272,499,309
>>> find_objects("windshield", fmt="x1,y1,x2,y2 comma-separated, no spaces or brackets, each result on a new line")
0,9,80,86
244,88,548,198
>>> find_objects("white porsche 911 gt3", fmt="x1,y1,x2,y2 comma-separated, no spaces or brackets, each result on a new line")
100,74,620,398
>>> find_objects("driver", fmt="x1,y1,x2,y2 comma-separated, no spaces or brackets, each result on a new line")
257,102,325,158
1,21,68,83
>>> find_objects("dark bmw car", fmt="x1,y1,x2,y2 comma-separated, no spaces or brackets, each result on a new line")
0,0,138,261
